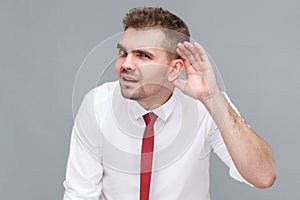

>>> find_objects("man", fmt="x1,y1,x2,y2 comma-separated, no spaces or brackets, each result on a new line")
63,7,276,200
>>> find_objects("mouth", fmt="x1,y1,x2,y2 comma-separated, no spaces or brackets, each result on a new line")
121,75,139,83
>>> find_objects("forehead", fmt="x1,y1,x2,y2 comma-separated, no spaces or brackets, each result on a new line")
119,28,166,51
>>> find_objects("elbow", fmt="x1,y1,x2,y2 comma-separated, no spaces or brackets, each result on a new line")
255,170,277,189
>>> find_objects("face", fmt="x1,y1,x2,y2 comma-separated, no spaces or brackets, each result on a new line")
115,28,175,106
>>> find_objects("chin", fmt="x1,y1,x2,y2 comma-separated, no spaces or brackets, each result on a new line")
120,88,140,100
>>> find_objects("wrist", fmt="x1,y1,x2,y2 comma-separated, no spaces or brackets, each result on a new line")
201,91,226,113
200,89,223,105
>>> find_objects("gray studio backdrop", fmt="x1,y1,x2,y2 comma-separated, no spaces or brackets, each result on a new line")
1,0,299,199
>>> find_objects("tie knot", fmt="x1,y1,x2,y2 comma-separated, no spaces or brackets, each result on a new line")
143,112,158,127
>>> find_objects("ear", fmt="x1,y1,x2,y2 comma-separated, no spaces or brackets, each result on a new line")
168,59,185,82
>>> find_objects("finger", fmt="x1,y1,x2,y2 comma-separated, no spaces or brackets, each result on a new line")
176,47,187,60
177,42,197,65
183,42,202,64
176,48,192,68
194,42,209,62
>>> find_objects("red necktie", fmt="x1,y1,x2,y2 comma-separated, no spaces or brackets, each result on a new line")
140,113,158,200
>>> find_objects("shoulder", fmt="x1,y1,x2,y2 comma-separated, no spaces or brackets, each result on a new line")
78,81,119,120
173,88,207,114
83,81,119,105
85,81,119,104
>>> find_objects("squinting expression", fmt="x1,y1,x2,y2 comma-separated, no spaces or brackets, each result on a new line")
115,28,173,103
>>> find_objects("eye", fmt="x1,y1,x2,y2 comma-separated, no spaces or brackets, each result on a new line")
118,49,127,57
137,52,151,59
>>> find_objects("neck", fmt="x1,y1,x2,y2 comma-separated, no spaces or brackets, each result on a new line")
137,89,173,110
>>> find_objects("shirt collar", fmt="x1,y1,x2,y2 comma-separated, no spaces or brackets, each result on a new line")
129,90,178,122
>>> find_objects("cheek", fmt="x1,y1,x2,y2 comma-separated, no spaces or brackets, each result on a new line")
140,64,169,82
115,59,122,76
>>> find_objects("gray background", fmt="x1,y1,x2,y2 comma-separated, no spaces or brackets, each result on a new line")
0,0,299,199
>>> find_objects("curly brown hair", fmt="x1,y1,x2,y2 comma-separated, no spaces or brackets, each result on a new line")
122,7,190,60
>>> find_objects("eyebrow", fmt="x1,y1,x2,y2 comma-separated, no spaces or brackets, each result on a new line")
117,43,155,58
116,43,125,50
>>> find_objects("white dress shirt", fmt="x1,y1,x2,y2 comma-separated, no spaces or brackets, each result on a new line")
63,81,250,200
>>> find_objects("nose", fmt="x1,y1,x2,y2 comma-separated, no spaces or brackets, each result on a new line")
122,54,136,71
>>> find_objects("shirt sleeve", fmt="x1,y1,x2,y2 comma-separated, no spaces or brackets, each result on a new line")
63,90,104,199
206,93,253,186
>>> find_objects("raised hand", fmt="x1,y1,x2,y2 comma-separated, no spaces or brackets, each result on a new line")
172,41,221,103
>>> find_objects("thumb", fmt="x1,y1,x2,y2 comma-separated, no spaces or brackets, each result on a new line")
172,78,186,92
172,78,198,99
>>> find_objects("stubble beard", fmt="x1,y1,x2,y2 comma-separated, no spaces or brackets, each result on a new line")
119,81,167,101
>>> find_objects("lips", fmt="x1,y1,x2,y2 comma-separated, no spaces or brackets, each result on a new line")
121,75,138,83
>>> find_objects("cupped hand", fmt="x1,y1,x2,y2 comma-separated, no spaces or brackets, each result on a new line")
172,41,221,103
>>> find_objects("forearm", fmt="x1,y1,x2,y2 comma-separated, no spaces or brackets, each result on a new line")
203,92,276,188
63,125,103,199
